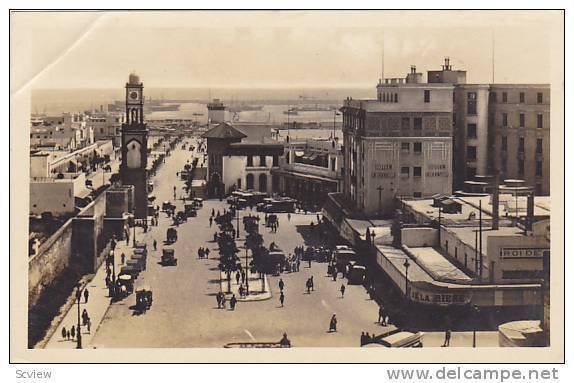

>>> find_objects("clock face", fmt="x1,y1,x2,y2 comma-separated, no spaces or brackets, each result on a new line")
129,91,139,100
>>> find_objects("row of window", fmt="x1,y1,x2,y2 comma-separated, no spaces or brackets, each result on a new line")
501,137,544,154
379,92,399,103
491,91,545,104
400,166,423,177
501,112,544,129
500,158,544,177
246,155,279,167
400,142,423,153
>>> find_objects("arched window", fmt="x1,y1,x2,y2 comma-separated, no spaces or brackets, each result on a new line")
259,173,267,193
246,173,254,190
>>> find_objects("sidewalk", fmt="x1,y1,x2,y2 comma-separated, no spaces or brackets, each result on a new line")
44,226,146,349
219,267,272,302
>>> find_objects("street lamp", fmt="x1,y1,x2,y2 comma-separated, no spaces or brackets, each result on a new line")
370,231,376,246
403,259,411,301
75,283,83,349
236,208,240,238
245,247,250,296
472,305,480,347
110,250,116,299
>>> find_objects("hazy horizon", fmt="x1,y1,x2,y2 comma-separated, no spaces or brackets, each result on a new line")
12,10,561,94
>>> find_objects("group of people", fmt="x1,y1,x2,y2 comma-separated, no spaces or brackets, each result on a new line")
360,331,379,346
197,247,210,259
215,291,238,310
61,290,92,342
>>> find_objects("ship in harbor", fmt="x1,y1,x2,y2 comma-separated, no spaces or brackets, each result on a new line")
291,104,336,112
227,104,264,113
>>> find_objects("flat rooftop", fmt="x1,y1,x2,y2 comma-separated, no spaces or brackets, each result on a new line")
406,246,472,283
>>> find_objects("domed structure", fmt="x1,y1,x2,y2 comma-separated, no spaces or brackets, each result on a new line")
128,72,140,85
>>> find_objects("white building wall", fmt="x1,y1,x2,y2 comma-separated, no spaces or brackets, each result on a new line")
30,180,75,216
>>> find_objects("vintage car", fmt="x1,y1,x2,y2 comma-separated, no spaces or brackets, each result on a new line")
161,247,178,266
176,211,188,222
347,262,366,285
162,201,174,211
362,329,424,348
116,274,134,297
135,286,153,312
184,203,197,217
119,265,139,280
166,227,178,243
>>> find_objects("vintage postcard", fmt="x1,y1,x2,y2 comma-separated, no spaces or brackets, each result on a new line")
9,9,564,363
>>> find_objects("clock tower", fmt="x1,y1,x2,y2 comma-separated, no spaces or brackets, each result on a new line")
120,73,148,219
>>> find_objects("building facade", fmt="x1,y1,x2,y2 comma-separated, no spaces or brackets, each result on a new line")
489,85,550,195
273,138,342,207
340,66,454,217
427,58,550,195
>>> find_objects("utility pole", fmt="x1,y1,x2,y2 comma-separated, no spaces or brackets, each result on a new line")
377,185,383,217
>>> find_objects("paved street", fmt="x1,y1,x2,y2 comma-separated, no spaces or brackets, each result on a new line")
91,139,498,348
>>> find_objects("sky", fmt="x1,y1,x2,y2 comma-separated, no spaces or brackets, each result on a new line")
10,10,563,91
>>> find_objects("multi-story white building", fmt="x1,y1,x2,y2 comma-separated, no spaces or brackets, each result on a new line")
338,66,454,217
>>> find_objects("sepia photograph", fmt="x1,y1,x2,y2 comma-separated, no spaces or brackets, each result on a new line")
9,8,565,365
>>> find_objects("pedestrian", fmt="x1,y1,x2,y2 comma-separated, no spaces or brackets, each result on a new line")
230,294,237,310
153,239,157,251
241,270,246,284
83,288,89,304
340,284,346,298
105,275,111,288
378,306,386,325
296,259,301,272
317,213,321,224
86,317,91,333
198,247,203,259
66,330,71,341
61,326,67,341
211,208,215,217
221,294,227,309
205,248,210,258
278,278,284,292
82,309,88,325
216,292,222,308
287,212,291,221
443,329,451,347
310,276,314,291
332,268,337,281
236,271,241,285
279,291,285,307
306,278,311,294
238,285,244,298
209,216,213,227
121,253,125,265
329,314,337,332
308,258,312,268
70,325,76,339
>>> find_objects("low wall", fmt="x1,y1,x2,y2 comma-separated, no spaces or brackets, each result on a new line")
401,227,438,247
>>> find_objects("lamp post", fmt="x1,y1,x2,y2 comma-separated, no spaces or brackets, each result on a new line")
472,305,480,347
245,247,250,295
403,259,411,301
132,220,136,247
75,283,82,349
111,250,116,299
236,208,240,238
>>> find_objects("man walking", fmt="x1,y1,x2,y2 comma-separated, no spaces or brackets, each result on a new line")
216,292,222,309
205,248,210,258
121,252,125,265
235,271,241,285
378,306,387,326
209,216,213,227
442,328,451,347
310,276,314,291
83,288,89,304
340,284,346,298
230,294,237,310
279,291,285,307
329,314,337,332
278,278,285,292
61,326,67,341
153,239,157,251
306,278,312,294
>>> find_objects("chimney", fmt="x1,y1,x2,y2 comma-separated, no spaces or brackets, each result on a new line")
526,192,535,231
410,65,416,74
492,182,500,230
443,57,451,71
